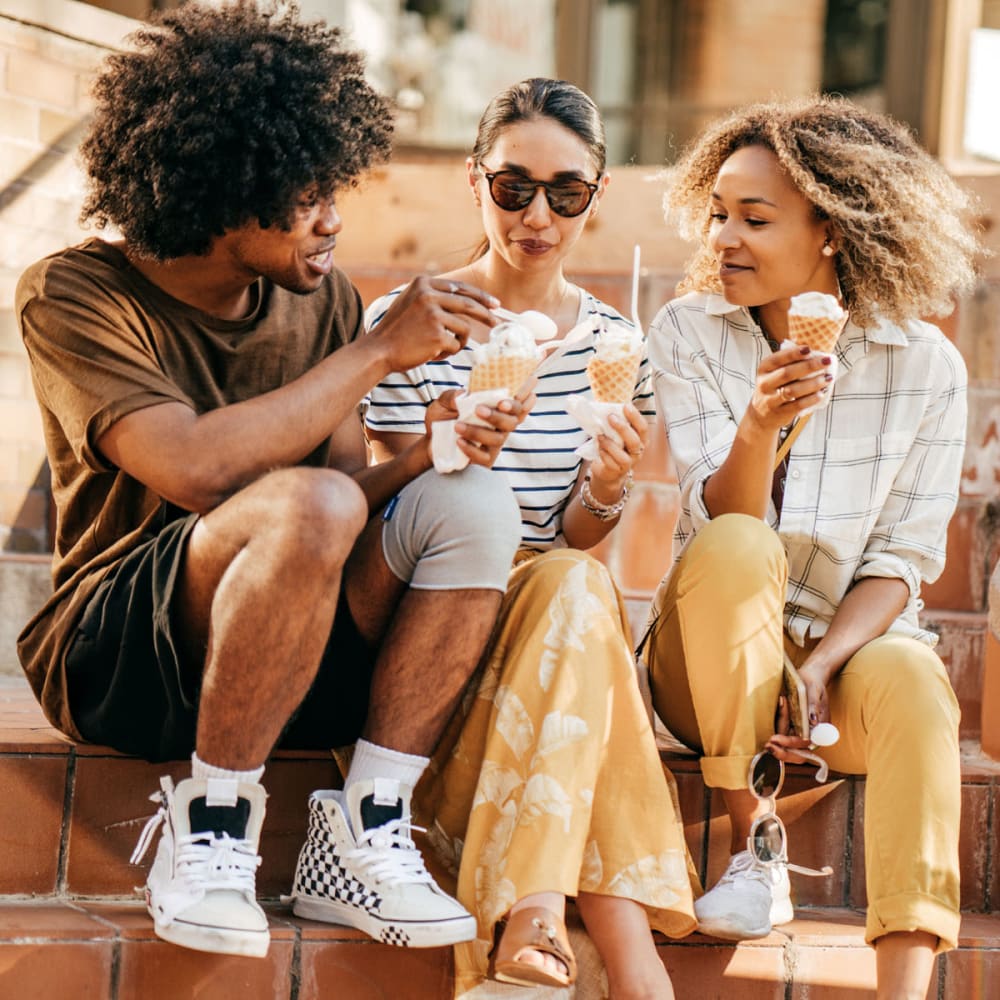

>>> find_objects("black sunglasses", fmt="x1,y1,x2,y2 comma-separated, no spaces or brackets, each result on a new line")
481,169,600,218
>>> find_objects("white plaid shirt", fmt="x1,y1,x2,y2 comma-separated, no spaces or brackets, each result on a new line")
648,291,967,647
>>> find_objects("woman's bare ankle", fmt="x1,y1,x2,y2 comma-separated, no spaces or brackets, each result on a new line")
509,891,565,920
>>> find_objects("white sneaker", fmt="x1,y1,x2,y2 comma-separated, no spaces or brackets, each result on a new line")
286,777,476,947
694,850,793,940
131,776,269,957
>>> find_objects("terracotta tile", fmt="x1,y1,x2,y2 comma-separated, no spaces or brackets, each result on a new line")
0,941,112,999
983,629,1000,759
0,755,67,893
849,779,868,910
955,912,1000,947
789,941,878,997
298,937,452,1000
0,684,73,753
780,909,868,945
778,774,852,908
672,765,708,880
657,937,787,999
922,503,990,613
117,938,296,999
923,610,987,741
66,757,188,896
256,757,341,897
68,756,340,897
0,900,114,939
991,782,1000,912
940,945,1000,999
960,782,991,911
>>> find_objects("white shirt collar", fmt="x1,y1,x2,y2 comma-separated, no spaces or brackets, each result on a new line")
701,292,909,347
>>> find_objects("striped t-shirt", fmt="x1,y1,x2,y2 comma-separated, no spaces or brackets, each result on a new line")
364,287,655,550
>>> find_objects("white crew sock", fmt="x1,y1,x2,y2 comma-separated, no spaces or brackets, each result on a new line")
191,752,264,807
343,738,428,806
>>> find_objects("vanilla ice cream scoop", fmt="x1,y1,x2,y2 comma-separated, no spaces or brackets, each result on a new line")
467,321,542,394
789,291,846,321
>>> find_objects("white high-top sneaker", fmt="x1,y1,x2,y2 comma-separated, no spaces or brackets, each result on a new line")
694,850,793,940
286,777,476,947
131,775,269,957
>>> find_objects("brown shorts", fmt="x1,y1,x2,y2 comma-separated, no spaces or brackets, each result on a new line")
65,514,376,762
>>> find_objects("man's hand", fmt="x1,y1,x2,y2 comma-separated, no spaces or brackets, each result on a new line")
371,276,499,372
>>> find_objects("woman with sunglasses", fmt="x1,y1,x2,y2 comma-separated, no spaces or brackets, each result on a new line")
642,96,980,999
365,78,697,997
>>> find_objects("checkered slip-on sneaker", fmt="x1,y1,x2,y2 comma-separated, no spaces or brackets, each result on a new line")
286,777,476,947
130,775,269,957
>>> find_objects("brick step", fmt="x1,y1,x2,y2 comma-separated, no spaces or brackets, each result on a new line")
0,899,998,998
3,680,999,914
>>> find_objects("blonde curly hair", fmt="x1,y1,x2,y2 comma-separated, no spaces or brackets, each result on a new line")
667,95,983,328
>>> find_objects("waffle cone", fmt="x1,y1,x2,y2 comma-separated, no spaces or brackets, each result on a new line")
787,313,843,354
587,351,641,402
467,355,537,394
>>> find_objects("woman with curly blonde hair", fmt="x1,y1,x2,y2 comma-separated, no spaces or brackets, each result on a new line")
642,95,981,999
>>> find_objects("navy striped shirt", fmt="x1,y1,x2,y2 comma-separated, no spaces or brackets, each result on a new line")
365,287,655,550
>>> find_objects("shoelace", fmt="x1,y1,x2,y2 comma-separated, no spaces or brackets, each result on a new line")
717,850,774,888
130,792,260,893
346,818,434,888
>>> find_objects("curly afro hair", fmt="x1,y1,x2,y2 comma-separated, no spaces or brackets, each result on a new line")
79,0,393,260
666,95,983,328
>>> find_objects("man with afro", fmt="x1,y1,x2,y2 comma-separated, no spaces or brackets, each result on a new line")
15,0,525,959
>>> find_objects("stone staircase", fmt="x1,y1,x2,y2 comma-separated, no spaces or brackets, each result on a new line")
1,270,998,997
0,651,998,998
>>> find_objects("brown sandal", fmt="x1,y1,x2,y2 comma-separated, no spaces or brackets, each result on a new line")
493,906,578,988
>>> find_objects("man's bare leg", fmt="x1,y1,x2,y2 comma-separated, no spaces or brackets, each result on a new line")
174,467,368,769
344,504,505,757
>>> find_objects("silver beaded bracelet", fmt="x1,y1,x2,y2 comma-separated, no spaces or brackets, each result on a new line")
580,471,633,521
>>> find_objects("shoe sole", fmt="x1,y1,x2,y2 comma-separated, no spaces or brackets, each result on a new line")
695,916,772,940
291,895,476,948
152,916,270,958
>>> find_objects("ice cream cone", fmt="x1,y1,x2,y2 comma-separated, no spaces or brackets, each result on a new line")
586,351,642,403
467,355,537,394
787,313,844,354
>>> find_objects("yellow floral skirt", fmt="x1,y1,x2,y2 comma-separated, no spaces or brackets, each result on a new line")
413,548,698,997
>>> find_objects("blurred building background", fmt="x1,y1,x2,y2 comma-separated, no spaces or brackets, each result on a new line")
71,0,1000,165
0,1,998,717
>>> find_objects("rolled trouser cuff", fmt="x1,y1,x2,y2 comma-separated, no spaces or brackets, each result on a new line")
700,753,756,790
866,891,960,954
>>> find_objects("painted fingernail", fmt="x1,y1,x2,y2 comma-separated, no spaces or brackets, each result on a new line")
822,355,832,365
824,373,833,382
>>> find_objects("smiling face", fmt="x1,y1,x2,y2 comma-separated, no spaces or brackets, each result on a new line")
708,144,839,326
470,117,606,275
226,195,343,295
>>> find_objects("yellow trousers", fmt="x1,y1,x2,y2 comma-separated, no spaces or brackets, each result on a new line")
645,514,962,951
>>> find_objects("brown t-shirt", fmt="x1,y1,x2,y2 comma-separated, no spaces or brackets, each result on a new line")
16,238,363,735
